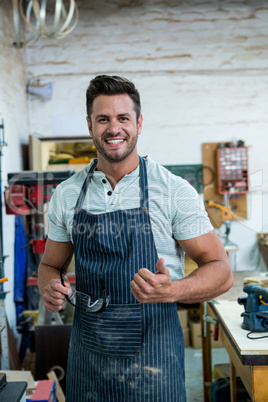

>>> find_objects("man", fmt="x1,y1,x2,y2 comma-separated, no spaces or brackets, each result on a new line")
38,75,233,401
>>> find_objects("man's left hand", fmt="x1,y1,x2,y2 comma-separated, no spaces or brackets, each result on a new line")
131,258,175,303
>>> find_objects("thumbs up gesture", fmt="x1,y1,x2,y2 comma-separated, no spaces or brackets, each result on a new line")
131,258,176,303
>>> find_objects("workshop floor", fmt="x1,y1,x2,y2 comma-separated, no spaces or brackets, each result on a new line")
185,346,230,401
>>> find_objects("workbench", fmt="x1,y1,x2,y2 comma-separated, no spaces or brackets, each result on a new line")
202,271,268,402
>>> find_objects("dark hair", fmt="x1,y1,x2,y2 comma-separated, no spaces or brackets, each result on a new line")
86,75,141,121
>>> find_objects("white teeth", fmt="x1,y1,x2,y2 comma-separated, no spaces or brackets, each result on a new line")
107,139,124,144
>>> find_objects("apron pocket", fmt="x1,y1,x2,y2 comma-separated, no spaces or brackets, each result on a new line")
80,304,142,358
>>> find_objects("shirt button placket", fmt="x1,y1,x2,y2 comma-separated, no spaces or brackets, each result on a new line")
102,177,113,210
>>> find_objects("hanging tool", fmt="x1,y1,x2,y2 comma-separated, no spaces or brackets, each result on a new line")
20,0,79,40
238,284,268,332
0,0,39,48
204,199,237,250
0,0,79,48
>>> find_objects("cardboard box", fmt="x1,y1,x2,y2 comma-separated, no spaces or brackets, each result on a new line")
183,327,190,347
190,320,224,349
185,254,198,277
188,305,200,321
190,320,202,348
177,307,188,329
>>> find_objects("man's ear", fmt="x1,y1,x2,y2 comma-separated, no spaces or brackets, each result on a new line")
137,114,143,135
86,116,93,138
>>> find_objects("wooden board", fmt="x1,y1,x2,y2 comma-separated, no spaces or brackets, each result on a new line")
202,143,247,228
0,370,36,391
47,371,65,402
220,329,252,398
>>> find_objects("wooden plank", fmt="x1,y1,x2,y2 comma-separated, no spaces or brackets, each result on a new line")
38,136,89,142
252,366,268,401
29,135,42,170
202,142,247,226
0,370,36,391
7,318,21,370
47,370,65,402
230,361,237,402
201,302,212,402
220,329,252,398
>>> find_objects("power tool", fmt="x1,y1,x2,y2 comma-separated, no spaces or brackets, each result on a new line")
237,283,268,332
204,200,237,250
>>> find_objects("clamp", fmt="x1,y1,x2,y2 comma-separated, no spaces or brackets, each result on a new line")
203,300,219,340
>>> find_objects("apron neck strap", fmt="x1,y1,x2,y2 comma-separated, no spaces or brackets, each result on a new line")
75,158,98,210
75,156,149,210
138,156,149,209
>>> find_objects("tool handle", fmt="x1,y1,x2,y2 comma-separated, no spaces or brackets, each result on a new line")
237,296,247,308
243,283,268,303
213,323,219,341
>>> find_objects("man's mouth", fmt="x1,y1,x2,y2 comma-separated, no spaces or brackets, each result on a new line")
106,139,125,144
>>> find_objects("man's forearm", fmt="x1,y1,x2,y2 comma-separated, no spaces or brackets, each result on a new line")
38,262,72,313
131,256,233,305
37,263,61,297
37,239,74,312
171,260,233,304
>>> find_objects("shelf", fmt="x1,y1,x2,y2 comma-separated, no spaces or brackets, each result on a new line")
29,135,97,172
217,147,249,195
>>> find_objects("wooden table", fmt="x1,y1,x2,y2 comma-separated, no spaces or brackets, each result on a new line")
202,271,268,402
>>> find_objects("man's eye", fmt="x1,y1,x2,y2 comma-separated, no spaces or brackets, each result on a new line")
98,118,108,123
120,117,128,122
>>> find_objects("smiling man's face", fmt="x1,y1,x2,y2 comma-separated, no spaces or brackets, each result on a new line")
87,94,143,164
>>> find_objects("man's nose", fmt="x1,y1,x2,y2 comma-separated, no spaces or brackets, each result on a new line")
107,119,120,135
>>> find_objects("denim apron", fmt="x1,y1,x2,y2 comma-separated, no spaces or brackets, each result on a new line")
66,156,186,401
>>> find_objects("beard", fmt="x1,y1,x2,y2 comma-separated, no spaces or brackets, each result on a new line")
92,132,138,163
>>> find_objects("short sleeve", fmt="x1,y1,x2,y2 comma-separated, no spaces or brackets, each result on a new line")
171,178,213,240
47,184,72,242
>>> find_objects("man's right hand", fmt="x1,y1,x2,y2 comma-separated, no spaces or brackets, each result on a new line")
37,239,74,312
43,279,72,313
